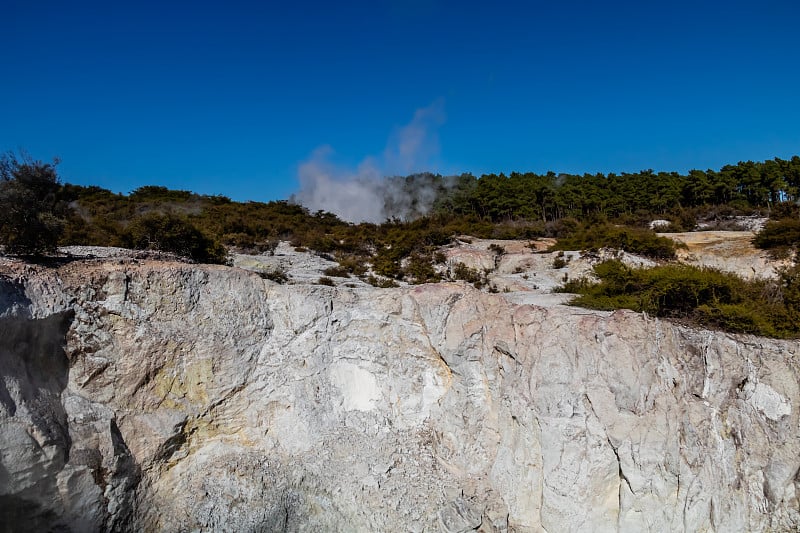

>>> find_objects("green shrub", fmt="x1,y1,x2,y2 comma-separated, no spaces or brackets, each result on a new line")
693,303,777,337
124,213,228,264
317,276,335,286
560,260,799,338
451,262,488,288
551,224,677,260
258,268,289,284
323,266,351,278
403,253,441,284
372,250,403,279
0,152,65,255
552,251,569,269
451,263,482,283
754,219,800,250
365,275,399,288
334,254,368,276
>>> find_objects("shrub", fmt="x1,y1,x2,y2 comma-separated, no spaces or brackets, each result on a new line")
323,266,351,278
451,262,487,288
334,254,368,276
124,213,228,264
403,253,441,284
544,217,580,238
258,268,289,284
560,260,799,338
372,250,403,279
365,275,399,288
0,152,65,255
488,243,506,255
754,219,800,251
317,276,335,286
550,224,678,260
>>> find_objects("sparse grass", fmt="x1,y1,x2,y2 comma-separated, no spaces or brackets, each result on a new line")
365,275,399,288
322,266,351,278
258,268,289,284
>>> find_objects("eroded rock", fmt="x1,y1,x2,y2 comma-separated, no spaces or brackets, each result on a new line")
0,258,799,532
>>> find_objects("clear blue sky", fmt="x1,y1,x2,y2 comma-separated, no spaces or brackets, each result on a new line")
2,0,799,202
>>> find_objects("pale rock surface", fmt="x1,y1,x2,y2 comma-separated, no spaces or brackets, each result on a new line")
662,231,787,280
443,238,654,294
234,241,374,288
0,252,799,532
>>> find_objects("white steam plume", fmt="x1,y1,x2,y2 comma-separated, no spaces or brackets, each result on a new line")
293,101,446,223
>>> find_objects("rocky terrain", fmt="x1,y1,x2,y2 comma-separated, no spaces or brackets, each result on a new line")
666,231,789,280
1,234,799,532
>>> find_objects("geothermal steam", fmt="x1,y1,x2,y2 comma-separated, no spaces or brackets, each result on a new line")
293,101,447,223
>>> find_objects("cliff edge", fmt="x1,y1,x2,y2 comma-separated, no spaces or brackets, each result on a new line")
1,255,799,532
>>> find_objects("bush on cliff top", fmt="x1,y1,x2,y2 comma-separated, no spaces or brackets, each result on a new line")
754,218,800,256
123,213,228,264
0,152,65,255
559,260,800,338
550,224,679,260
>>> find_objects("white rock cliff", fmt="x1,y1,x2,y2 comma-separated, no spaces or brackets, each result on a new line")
1,256,799,532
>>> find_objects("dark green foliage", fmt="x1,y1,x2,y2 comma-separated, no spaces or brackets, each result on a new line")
0,152,65,255
770,202,800,220
123,213,228,264
753,219,800,253
30,154,800,282
332,254,367,276
58,184,126,246
550,224,678,260
403,253,441,283
451,263,488,288
560,261,799,338
129,186,195,202
428,157,800,223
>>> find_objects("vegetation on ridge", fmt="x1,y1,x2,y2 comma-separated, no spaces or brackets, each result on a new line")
48,156,800,264
0,152,66,255
559,261,800,338
549,224,680,260
2,149,800,337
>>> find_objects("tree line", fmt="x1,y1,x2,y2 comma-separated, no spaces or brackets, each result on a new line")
1,152,799,264
429,156,800,223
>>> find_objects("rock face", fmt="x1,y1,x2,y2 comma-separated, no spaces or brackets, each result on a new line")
1,257,799,532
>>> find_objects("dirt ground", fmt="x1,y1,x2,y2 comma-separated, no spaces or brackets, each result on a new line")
662,231,788,279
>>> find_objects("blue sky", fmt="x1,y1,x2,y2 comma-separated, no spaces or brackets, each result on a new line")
2,0,799,202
